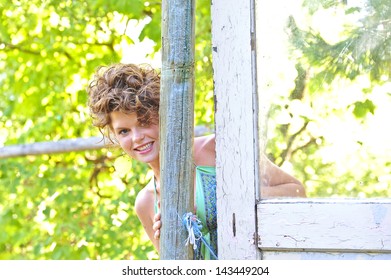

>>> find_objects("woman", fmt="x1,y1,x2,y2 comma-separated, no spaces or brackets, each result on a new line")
87,63,305,259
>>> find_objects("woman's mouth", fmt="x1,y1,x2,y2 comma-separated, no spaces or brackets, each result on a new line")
134,142,153,154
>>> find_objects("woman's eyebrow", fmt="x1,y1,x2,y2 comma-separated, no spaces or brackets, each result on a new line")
114,126,129,131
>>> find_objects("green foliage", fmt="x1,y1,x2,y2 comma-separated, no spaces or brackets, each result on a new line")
291,0,391,85
0,151,156,259
265,0,391,198
0,0,214,260
352,99,376,118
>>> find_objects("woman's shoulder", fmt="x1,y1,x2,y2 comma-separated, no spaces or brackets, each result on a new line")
194,134,216,167
194,134,215,152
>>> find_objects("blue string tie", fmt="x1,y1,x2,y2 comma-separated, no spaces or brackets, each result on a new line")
182,212,218,260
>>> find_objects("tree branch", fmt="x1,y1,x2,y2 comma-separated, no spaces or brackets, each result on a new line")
0,126,211,158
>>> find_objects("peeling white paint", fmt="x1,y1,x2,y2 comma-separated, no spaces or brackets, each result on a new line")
258,199,391,256
213,0,260,260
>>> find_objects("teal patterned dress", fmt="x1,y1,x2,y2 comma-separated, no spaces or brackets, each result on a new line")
194,165,218,260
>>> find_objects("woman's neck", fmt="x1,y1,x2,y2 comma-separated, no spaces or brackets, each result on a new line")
149,162,160,183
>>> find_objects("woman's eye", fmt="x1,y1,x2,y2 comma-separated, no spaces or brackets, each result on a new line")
118,129,129,135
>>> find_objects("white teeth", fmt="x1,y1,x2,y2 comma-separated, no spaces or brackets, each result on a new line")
137,143,152,151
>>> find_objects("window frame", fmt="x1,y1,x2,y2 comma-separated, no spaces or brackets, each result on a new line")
212,0,391,260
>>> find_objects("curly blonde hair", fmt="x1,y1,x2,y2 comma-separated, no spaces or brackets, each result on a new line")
87,63,160,142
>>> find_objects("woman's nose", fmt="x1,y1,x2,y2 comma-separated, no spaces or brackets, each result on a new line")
133,129,145,142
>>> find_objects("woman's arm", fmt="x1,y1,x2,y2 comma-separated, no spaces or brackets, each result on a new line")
260,155,306,197
134,187,160,251
195,134,306,197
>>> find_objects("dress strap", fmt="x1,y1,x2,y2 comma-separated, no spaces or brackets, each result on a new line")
153,177,159,214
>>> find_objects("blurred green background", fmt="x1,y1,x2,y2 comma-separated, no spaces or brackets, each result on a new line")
0,0,390,259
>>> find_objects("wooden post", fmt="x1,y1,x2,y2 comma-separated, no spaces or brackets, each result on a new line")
212,0,261,259
159,0,195,259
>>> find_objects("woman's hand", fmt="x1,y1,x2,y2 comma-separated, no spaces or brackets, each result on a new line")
152,211,161,240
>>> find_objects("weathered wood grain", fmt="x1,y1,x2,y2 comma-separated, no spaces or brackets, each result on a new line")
159,0,195,260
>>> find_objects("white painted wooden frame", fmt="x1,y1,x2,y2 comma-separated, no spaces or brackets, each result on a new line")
212,0,391,259
258,199,391,259
212,0,260,259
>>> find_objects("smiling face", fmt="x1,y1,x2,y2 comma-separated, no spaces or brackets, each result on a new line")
110,111,160,169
